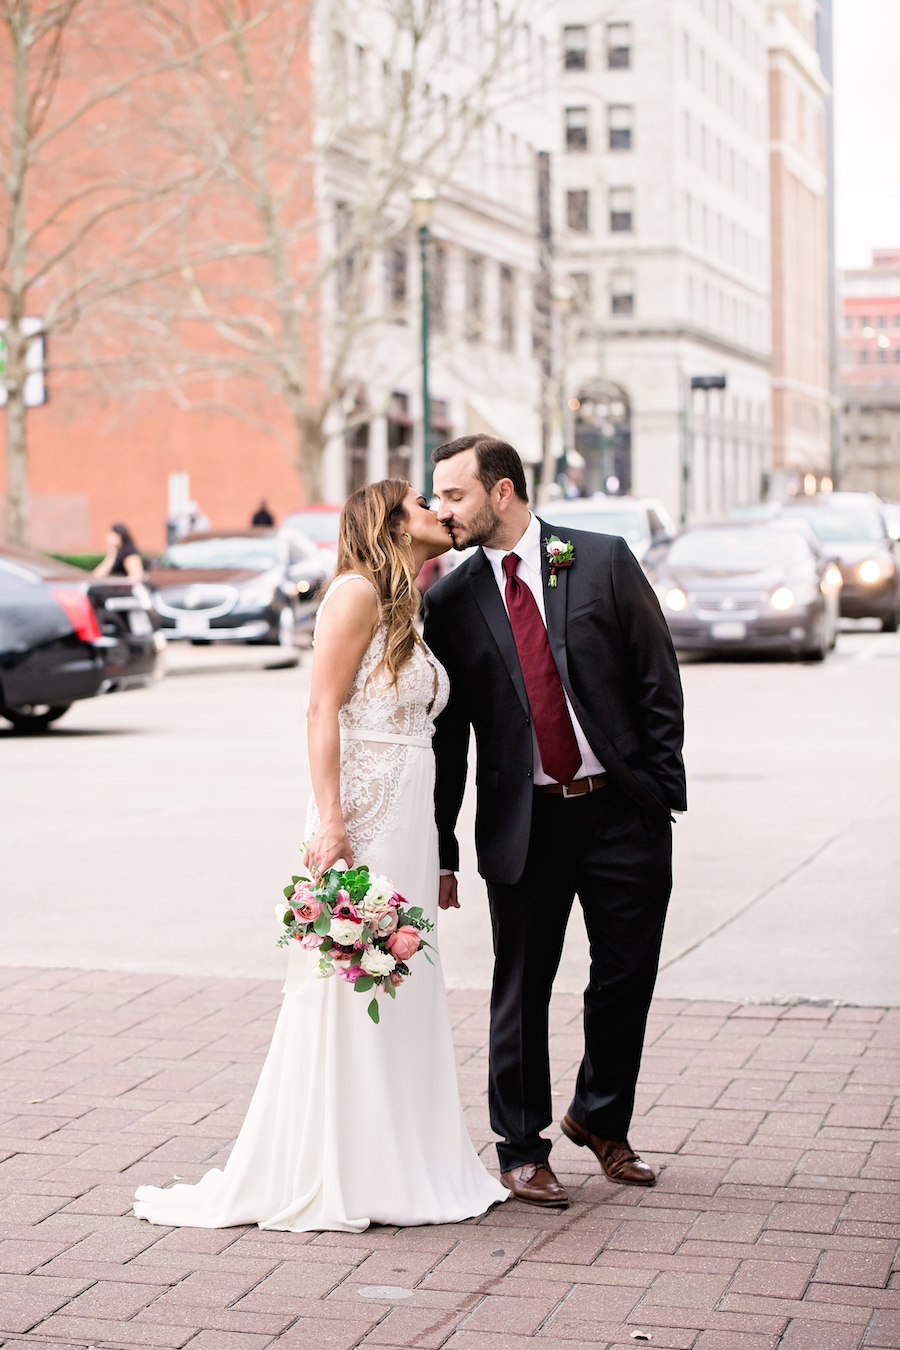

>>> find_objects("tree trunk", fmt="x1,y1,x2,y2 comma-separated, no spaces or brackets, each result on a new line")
3,328,30,546
293,405,327,504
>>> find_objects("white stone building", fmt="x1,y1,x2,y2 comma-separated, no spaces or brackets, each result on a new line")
316,2,556,503
553,0,773,523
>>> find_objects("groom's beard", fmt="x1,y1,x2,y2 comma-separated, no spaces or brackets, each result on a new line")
446,500,504,551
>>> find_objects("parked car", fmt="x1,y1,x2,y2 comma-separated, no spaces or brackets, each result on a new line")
540,494,678,565
781,493,900,631
147,528,330,645
646,521,841,660
0,543,161,731
280,505,344,556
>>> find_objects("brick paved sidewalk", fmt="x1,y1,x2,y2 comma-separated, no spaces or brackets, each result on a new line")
0,969,898,1350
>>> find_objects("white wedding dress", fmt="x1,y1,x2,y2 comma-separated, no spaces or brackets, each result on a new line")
134,573,507,1232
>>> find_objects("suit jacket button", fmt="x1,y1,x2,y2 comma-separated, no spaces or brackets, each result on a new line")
527,769,533,778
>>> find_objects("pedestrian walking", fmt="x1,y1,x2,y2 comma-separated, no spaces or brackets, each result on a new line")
93,524,144,581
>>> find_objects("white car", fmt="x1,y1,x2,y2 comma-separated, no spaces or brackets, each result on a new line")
539,495,678,565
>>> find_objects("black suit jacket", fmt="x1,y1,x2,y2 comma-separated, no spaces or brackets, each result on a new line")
422,522,686,885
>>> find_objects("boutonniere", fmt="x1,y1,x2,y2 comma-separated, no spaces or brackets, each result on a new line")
544,535,574,587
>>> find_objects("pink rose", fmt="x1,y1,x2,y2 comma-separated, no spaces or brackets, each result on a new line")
389,971,404,988
292,897,323,924
367,906,398,937
386,925,422,963
298,931,323,949
338,963,365,983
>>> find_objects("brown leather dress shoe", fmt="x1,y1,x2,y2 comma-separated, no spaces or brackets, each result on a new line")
561,1114,657,1186
499,1162,570,1207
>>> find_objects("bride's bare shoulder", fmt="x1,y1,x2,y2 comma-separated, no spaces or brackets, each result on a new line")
317,573,379,632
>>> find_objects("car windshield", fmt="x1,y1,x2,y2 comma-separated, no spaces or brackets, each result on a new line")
785,505,885,544
160,538,279,570
542,509,644,543
285,511,342,543
667,528,811,572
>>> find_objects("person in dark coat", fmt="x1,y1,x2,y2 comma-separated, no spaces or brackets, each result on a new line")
93,524,144,580
252,501,275,527
423,434,685,1208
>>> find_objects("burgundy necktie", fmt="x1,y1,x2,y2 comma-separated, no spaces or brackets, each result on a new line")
502,552,581,785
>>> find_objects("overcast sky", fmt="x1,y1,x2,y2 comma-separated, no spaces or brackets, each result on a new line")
833,0,900,269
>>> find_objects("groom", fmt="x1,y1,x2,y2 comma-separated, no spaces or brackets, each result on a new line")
423,435,686,1207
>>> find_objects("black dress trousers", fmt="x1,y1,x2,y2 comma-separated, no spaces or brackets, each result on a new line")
486,785,672,1173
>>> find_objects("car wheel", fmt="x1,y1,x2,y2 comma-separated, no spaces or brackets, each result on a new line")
278,606,297,648
1,703,72,732
882,607,899,633
802,619,828,662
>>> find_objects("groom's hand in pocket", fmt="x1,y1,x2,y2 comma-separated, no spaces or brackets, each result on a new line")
439,874,460,910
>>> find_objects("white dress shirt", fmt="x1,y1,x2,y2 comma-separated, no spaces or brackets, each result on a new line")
482,513,604,785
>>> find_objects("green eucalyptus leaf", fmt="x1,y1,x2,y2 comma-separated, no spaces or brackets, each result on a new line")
385,979,396,999
367,997,380,1024
319,937,333,952
313,912,331,936
354,975,375,993
283,885,295,899
406,906,423,920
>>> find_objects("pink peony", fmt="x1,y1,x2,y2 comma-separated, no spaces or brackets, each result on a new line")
338,963,365,984
386,925,422,963
367,906,398,937
292,897,324,924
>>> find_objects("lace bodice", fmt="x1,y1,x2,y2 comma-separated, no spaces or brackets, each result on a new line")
306,574,449,853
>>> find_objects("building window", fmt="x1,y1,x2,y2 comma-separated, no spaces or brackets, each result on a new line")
878,315,887,328
894,315,900,328
499,265,516,352
565,106,589,152
567,189,590,232
879,348,887,363
386,240,408,320
610,270,635,315
431,397,453,443
569,271,591,330
465,252,484,340
428,239,447,335
860,349,869,365
387,391,413,478
344,397,369,494
335,202,354,310
844,316,853,330
609,187,633,233
894,348,900,362
607,22,630,68
608,104,632,150
564,25,587,70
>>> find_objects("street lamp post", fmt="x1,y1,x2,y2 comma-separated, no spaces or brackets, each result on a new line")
411,181,436,498
552,284,574,480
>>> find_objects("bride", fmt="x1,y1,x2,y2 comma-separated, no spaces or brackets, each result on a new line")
134,479,508,1233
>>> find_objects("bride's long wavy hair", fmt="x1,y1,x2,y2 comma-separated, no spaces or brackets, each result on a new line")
335,478,419,687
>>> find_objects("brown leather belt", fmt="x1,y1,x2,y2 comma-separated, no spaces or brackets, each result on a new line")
536,773,608,798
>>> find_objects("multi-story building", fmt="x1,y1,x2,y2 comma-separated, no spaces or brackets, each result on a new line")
554,0,772,524
766,1,832,495
840,250,900,500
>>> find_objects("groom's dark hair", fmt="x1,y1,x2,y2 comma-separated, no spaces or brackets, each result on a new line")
432,433,529,503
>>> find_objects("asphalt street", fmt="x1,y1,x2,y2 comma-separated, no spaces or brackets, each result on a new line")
2,629,898,1005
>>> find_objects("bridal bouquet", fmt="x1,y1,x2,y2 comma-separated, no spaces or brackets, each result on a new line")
276,865,434,1023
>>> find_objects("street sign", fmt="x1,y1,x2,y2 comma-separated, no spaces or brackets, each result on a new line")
690,374,727,391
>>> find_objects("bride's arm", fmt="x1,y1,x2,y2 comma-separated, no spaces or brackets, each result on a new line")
304,579,379,878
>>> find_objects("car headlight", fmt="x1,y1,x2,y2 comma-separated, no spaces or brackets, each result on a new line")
771,587,794,610
824,566,842,588
238,584,275,610
665,588,687,612
859,559,881,583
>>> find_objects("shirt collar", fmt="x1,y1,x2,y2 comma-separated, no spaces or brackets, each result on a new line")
483,512,542,575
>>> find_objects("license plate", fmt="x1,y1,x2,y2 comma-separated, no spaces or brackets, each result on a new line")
711,621,747,641
175,613,210,636
128,610,153,636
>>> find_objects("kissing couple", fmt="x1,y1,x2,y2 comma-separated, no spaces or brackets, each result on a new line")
135,434,686,1233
